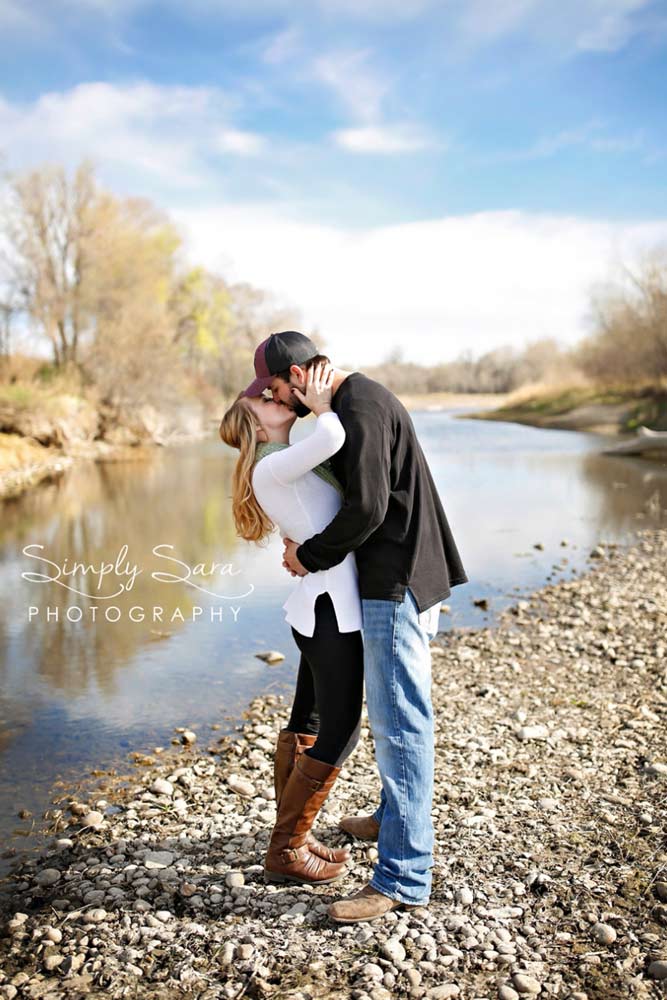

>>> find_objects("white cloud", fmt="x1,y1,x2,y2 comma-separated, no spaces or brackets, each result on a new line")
0,81,258,189
3,0,664,59
216,128,266,156
0,0,41,30
172,204,667,365
310,48,390,123
308,47,437,155
260,25,302,64
574,0,654,51
481,119,647,162
332,123,437,154
420,0,663,58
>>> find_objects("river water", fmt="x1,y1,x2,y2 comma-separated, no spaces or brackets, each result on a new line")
1,404,666,866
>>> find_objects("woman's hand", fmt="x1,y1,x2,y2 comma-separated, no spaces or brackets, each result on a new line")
292,362,334,415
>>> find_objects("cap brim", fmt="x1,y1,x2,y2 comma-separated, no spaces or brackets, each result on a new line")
240,375,274,398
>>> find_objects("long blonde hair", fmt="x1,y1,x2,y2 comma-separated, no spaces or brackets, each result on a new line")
219,392,276,543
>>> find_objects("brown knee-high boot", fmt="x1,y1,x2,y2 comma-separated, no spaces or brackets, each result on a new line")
274,729,350,863
264,750,349,885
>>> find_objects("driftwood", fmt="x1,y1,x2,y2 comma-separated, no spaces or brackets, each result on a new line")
602,425,667,455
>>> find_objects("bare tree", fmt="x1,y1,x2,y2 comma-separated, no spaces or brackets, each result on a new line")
1,160,99,368
576,246,667,385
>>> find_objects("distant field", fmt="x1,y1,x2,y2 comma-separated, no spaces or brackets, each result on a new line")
397,391,508,411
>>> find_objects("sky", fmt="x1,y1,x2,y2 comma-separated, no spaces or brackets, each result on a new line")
1,0,667,365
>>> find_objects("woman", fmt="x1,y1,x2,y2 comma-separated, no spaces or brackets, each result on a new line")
219,362,363,888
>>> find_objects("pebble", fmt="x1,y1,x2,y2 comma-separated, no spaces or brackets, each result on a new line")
648,960,667,980
517,725,549,741
143,850,175,869
361,963,384,980
456,886,474,906
256,650,285,664
512,973,542,994
499,987,520,1000
150,778,174,797
227,775,257,797
381,937,406,963
35,869,61,887
225,872,245,888
591,921,616,945
81,810,105,828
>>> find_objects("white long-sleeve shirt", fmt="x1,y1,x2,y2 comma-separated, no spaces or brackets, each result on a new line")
251,410,363,638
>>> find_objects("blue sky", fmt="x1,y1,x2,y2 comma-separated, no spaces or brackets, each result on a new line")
1,0,667,364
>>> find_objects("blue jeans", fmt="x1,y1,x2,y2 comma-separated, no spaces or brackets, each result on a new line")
361,588,439,906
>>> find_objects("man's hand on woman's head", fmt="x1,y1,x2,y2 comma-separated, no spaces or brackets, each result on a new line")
291,362,334,416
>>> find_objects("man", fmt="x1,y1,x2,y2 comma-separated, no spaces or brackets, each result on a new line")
246,330,469,922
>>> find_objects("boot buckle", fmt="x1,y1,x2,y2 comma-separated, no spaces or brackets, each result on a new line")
281,847,301,863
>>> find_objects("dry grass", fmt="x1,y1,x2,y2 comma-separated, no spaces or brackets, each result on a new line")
0,432,54,473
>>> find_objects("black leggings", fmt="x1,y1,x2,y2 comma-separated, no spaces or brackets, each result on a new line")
286,592,364,767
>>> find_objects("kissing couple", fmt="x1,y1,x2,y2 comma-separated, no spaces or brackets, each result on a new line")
219,331,468,924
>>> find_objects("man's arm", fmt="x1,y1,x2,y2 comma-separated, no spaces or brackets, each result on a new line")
295,409,392,572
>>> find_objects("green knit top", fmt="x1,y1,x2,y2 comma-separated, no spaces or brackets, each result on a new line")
254,441,344,497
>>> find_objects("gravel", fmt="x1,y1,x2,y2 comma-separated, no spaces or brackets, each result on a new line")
0,526,666,999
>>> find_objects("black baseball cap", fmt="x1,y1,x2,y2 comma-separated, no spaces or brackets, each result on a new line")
241,331,320,397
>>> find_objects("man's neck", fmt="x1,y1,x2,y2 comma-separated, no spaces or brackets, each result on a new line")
331,368,354,397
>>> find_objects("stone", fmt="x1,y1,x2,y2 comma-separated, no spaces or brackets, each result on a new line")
143,851,175,869
381,937,406,963
512,973,541,995
361,963,384,980
150,778,174,797
648,960,667,981
256,650,285,664
498,988,520,1000
591,922,616,945
225,872,245,888
81,810,105,828
227,775,256,797
517,725,549,741
36,868,61,887
456,886,473,906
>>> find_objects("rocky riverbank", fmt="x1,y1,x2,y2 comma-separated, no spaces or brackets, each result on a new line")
1,528,666,1000
0,395,212,501
463,384,667,439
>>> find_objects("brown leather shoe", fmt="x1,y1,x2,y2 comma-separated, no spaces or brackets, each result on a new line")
327,882,423,923
274,730,351,864
338,813,380,841
264,750,349,886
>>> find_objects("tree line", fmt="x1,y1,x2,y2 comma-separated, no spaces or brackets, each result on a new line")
1,160,665,405
0,161,306,411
